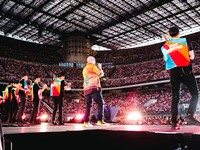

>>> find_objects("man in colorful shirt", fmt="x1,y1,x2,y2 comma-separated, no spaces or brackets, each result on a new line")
161,26,200,129
51,72,67,125
82,56,109,127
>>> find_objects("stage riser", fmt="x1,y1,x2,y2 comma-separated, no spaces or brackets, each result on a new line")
4,130,199,150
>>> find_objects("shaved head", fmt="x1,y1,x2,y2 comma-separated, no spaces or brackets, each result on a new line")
87,56,96,64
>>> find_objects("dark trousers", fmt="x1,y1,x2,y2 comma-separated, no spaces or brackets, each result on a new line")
17,94,26,121
30,98,39,122
170,66,199,124
1,100,10,122
9,99,19,123
84,90,105,122
52,96,63,123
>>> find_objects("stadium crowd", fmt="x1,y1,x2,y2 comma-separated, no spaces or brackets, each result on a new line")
0,31,200,125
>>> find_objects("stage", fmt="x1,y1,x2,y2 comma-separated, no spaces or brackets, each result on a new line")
2,123,200,150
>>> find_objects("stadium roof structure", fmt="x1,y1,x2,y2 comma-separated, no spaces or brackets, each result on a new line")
0,0,199,50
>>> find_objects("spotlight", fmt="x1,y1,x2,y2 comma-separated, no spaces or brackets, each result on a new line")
127,112,142,121
67,113,84,123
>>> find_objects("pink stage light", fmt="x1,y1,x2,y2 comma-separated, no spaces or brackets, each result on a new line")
127,112,142,121
39,114,48,121
22,114,27,120
75,114,84,120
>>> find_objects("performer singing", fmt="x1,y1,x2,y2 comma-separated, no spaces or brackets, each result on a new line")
82,56,109,127
30,76,47,124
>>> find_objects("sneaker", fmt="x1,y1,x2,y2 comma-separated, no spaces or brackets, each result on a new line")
171,123,180,130
96,120,110,126
185,115,200,126
83,122,93,127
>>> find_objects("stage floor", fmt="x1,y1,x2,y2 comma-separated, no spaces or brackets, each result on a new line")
2,122,200,135
2,123,200,150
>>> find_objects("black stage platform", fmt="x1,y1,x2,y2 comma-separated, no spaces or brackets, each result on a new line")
2,123,200,150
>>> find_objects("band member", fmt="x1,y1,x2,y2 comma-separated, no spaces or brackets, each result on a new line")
1,82,13,123
30,76,47,124
17,75,29,124
51,72,69,125
82,56,109,127
161,26,200,129
9,82,19,123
